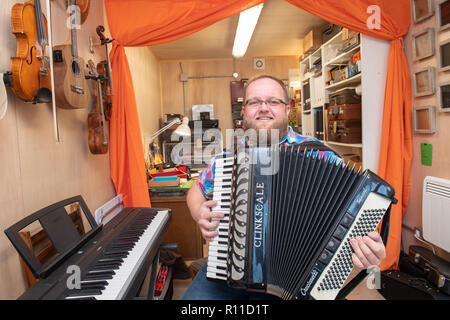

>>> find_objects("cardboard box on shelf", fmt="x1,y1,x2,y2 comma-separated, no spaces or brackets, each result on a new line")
303,27,322,55
342,28,359,41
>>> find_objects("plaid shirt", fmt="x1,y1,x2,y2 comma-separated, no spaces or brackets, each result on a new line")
197,127,336,199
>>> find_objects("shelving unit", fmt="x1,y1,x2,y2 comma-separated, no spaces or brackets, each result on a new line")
300,30,391,172
300,47,324,137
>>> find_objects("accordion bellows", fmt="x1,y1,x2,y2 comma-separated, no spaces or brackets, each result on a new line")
207,145,396,300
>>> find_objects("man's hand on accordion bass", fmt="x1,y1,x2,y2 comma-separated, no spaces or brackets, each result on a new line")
349,231,386,270
196,200,225,241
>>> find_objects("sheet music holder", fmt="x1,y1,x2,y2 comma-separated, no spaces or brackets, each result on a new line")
4,195,101,280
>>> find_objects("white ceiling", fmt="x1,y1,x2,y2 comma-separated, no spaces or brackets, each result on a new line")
151,0,328,60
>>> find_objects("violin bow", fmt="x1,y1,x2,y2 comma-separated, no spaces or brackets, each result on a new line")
45,0,60,143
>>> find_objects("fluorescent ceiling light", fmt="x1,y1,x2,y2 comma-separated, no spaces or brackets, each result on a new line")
232,4,264,58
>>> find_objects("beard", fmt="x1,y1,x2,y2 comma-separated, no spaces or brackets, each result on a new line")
243,115,289,146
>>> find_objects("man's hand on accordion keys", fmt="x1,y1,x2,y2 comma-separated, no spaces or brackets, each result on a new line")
349,231,386,270
196,200,224,241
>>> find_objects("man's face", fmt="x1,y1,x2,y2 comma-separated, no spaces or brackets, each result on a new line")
242,78,290,141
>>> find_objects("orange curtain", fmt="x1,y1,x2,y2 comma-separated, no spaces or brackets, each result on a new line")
104,0,265,208
286,0,412,270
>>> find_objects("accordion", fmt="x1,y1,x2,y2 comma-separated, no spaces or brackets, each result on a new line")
207,145,396,300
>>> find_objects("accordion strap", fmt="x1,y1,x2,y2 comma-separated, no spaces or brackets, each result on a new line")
334,204,393,300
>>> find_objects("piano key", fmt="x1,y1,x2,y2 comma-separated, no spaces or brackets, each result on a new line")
80,284,106,291
80,280,108,288
208,252,228,259
209,246,228,254
87,270,116,276
92,210,169,300
209,239,228,247
207,266,227,276
64,296,97,300
207,261,227,269
83,273,114,281
207,271,227,281
98,258,124,264
91,264,120,271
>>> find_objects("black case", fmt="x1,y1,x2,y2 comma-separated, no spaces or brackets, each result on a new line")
378,270,449,300
408,245,450,295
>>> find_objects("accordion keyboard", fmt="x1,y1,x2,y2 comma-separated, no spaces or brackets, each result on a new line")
309,192,392,300
207,156,234,280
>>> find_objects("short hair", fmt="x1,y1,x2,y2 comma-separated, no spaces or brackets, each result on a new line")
243,74,289,104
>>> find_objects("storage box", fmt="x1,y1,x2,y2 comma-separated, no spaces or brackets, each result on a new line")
352,50,361,63
322,23,342,44
327,119,362,143
328,103,361,121
330,66,347,82
345,62,360,79
303,27,322,55
329,88,361,106
148,176,180,187
342,28,359,41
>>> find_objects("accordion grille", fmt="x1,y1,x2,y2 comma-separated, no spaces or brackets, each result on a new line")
267,147,360,299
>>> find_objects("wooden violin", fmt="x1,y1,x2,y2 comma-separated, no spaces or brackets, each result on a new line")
86,60,108,154
96,25,114,120
8,0,51,103
96,61,112,121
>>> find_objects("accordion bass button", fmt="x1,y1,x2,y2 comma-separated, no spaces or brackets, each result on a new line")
340,213,354,228
326,238,340,253
333,225,348,240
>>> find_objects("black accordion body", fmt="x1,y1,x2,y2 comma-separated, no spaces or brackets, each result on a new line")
207,145,396,300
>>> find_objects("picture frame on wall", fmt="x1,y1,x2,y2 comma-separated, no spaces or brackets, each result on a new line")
437,0,450,31
438,39,450,71
412,28,435,61
413,67,436,97
437,81,450,111
413,106,437,133
412,0,435,23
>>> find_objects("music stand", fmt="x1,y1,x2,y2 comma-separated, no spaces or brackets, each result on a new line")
4,195,101,279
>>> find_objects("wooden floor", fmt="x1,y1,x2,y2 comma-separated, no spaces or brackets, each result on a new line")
170,264,385,300
172,278,192,300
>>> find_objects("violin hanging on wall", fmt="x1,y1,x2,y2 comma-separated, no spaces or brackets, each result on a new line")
6,0,51,103
86,59,108,154
96,61,112,121
96,25,114,120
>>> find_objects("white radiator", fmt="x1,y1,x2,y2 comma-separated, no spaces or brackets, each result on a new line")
422,176,450,252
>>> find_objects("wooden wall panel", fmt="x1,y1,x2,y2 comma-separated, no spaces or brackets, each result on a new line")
0,0,116,299
159,56,299,138
403,11,450,261
125,46,162,141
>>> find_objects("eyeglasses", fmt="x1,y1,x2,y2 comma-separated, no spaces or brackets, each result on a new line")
244,98,288,108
